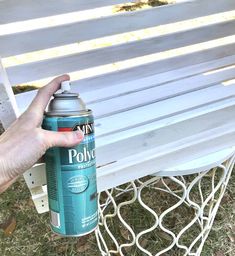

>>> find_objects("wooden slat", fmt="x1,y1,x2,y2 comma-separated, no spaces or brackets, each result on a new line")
23,98,235,193
7,20,235,85
95,97,235,154
23,164,47,189
24,97,235,193
0,61,19,129
0,0,130,24
95,101,235,173
87,66,235,118
97,100,235,169
15,52,235,114
73,44,235,94
82,57,235,105
94,84,235,137
97,119,235,191
1,0,235,57
156,147,235,176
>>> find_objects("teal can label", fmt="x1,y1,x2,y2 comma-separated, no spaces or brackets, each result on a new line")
43,113,98,236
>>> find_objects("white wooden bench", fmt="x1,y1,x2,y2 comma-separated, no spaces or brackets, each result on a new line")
1,0,235,255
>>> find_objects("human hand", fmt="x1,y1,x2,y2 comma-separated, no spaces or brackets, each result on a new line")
0,75,84,193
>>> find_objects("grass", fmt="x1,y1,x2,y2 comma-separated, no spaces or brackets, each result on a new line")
0,178,98,256
12,85,38,95
114,0,168,12
0,170,234,256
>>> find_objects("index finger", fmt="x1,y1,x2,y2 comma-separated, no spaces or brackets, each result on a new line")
27,74,70,119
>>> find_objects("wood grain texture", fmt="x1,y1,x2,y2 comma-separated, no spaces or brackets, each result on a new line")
15,52,235,114
1,0,235,57
95,100,235,168
0,61,18,129
87,66,235,118
70,44,235,94
23,100,235,192
94,84,235,137
7,20,235,85
0,0,130,24
97,120,235,191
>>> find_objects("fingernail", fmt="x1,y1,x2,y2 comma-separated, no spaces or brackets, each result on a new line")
74,130,84,141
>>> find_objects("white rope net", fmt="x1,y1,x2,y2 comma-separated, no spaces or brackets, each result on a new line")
95,155,235,256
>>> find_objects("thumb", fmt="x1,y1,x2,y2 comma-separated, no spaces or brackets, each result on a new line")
42,130,84,148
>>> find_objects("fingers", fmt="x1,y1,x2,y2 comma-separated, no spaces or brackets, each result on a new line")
27,74,70,119
42,130,84,148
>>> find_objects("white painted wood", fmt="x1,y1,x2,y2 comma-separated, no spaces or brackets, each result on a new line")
94,84,235,137
0,0,130,24
70,44,235,94
23,165,48,213
96,121,235,191
83,62,235,105
1,0,235,57
7,20,235,85
86,66,235,118
95,98,235,164
23,164,47,189
1,0,234,25
154,147,235,175
0,60,19,129
31,193,48,214
20,129,235,193
14,58,235,118
23,98,235,192
94,99,235,167
16,85,235,170
15,50,235,114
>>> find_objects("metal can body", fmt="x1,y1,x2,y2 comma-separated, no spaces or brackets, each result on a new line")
43,112,98,236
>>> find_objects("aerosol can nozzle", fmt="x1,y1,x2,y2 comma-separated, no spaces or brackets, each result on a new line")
61,81,71,92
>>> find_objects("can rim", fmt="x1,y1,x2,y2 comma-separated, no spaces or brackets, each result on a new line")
44,109,92,117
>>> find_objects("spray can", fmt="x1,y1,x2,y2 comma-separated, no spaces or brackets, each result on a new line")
43,81,98,236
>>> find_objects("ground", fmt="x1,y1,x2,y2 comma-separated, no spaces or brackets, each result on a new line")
0,172,234,256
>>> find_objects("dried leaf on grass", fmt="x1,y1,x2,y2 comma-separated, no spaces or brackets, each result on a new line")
214,251,225,256
49,233,63,241
221,194,231,204
228,232,235,243
158,231,172,241
231,225,235,233
139,238,149,248
120,227,131,241
0,215,16,236
77,236,91,252
226,224,235,243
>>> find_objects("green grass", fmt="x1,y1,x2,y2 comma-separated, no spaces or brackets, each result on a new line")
0,178,99,256
0,170,234,256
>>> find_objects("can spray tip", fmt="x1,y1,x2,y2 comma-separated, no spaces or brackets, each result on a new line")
61,81,71,92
